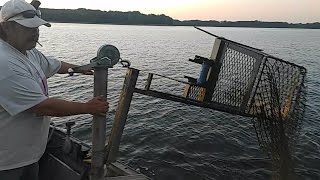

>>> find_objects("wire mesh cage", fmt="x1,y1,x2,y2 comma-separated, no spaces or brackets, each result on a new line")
196,39,306,178
134,37,307,179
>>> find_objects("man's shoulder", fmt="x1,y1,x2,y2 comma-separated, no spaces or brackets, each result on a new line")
0,41,22,61
0,44,12,60
0,48,28,80
0,45,12,72
0,60,14,81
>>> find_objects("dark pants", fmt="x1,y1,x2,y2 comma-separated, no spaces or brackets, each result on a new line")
0,162,39,180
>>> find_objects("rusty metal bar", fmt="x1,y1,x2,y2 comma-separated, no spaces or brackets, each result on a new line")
134,88,253,117
194,26,263,52
105,68,139,164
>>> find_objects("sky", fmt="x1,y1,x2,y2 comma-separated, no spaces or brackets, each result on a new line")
1,0,319,23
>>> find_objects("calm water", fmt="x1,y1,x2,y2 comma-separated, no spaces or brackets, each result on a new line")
38,24,320,180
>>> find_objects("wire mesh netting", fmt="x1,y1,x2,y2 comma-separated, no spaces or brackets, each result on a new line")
248,56,306,179
185,85,206,101
211,45,259,108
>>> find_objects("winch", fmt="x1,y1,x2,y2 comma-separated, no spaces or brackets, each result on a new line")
68,44,129,76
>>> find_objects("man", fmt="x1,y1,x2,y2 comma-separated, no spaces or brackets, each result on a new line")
0,0,109,179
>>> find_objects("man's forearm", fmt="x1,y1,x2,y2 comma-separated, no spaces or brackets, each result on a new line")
31,98,89,117
58,61,77,74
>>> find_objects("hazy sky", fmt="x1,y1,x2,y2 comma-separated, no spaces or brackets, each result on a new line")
1,0,319,23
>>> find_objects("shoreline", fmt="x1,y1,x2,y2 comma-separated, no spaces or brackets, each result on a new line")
46,21,320,30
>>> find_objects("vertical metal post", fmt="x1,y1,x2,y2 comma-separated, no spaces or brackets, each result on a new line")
105,68,139,164
91,68,108,180
145,73,153,90
203,38,227,102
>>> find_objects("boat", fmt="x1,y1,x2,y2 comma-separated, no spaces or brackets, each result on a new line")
39,125,150,180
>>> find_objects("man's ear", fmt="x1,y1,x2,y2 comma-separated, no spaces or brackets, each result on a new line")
1,22,17,35
1,22,9,33
0,23,7,40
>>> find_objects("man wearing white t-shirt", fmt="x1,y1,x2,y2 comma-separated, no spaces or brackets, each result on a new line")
0,0,109,179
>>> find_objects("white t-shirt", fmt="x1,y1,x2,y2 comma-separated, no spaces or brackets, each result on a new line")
0,39,61,170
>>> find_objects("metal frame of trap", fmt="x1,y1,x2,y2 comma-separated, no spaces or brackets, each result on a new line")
103,36,306,180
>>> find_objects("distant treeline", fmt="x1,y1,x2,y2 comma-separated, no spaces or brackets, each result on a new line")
39,8,320,29
41,8,174,25
1,6,319,29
